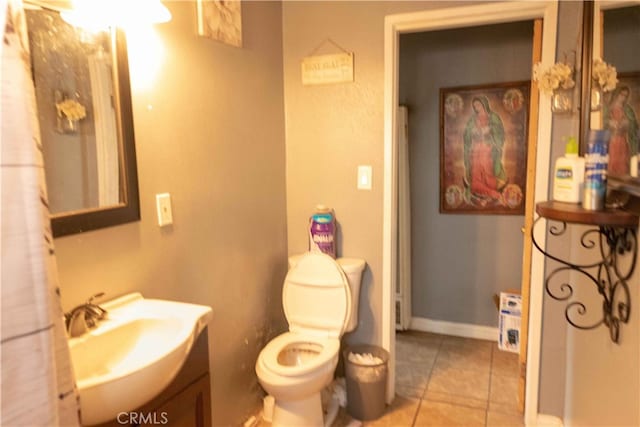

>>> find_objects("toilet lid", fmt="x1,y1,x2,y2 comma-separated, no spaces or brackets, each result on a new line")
283,252,351,338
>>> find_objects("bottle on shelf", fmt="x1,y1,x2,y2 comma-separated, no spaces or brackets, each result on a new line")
553,136,585,204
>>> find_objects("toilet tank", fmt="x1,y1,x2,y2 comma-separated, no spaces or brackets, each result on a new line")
336,257,366,332
288,254,366,333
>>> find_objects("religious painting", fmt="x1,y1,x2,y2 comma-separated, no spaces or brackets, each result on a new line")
197,0,242,47
602,71,640,176
440,81,530,214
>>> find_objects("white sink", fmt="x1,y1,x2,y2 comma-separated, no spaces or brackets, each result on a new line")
67,293,212,426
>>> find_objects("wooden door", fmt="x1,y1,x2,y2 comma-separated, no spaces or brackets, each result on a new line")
518,18,543,412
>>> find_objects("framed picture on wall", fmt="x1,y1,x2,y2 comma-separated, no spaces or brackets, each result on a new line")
602,71,640,176
439,81,530,215
197,0,243,48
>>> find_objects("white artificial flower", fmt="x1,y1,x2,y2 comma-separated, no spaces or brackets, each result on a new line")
534,59,617,95
592,58,617,92
56,99,87,121
532,62,575,95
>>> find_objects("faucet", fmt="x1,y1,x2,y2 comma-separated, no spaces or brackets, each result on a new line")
65,292,108,338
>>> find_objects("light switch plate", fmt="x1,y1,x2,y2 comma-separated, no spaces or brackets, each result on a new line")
156,193,173,226
357,165,372,190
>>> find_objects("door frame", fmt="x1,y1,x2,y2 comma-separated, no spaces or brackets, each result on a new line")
382,2,557,425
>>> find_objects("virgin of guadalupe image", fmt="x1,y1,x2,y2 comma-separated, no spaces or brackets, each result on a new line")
604,85,639,175
462,96,507,206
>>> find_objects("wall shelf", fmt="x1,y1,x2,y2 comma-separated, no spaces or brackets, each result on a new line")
608,174,640,216
532,201,638,343
608,174,640,198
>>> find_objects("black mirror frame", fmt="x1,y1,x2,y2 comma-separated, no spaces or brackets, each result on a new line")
51,28,140,237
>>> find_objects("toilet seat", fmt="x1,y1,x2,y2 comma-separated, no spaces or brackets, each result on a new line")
283,252,351,338
258,253,349,378
258,332,339,377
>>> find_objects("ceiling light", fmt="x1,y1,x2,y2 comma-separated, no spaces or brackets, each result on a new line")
61,0,171,31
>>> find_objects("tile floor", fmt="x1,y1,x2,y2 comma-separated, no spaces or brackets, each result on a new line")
333,330,524,427
257,330,523,427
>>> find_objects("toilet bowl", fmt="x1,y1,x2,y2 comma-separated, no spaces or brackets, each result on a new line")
256,252,365,427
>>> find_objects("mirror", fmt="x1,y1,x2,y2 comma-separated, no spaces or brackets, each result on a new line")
25,4,140,237
600,3,640,177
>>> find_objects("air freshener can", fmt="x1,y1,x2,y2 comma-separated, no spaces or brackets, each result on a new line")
582,130,610,211
309,205,336,258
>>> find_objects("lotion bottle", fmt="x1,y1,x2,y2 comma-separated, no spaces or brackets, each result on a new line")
553,137,585,203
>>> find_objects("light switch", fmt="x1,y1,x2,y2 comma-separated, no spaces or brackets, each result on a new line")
156,193,173,226
357,165,372,190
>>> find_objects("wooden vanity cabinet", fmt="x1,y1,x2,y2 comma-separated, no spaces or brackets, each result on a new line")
138,373,211,427
92,328,211,427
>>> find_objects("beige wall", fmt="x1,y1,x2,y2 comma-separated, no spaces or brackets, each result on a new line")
49,1,640,425
283,1,640,425
538,3,640,423
562,224,640,426
282,0,479,346
536,0,582,416
53,2,287,425
559,3,640,425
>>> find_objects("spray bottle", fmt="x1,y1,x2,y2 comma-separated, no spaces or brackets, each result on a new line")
583,130,610,211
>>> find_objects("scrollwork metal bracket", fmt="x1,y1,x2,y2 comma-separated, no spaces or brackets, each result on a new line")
531,217,637,343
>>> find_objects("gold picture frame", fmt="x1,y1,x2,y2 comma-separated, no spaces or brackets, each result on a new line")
440,81,530,215
603,71,640,175
197,0,242,48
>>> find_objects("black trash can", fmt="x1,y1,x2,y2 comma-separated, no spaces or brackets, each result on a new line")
343,344,389,421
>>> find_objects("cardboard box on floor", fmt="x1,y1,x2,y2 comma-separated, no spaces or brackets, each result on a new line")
495,290,521,353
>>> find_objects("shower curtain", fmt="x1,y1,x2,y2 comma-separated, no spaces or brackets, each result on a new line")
88,48,119,207
396,106,412,330
1,1,80,425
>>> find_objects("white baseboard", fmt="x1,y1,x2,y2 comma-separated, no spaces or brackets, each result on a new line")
410,316,499,341
530,414,563,427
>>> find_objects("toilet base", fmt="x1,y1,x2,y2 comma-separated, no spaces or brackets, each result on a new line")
271,392,323,427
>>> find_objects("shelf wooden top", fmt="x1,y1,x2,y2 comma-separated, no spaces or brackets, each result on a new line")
536,201,639,227
608,174,640,198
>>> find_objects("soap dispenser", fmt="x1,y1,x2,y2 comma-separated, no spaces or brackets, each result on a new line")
553,137,585,203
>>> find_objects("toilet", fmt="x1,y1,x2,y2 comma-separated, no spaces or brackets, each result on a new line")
255,252,366,427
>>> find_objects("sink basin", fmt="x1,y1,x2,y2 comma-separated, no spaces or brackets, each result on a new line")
67,293,212,425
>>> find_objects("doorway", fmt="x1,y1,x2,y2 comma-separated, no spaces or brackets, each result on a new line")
397,19,533,333
382,3,558,425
